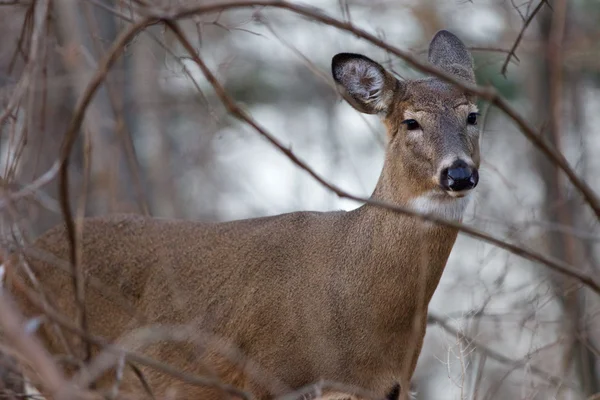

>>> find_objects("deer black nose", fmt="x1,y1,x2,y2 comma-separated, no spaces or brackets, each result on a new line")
440,160,478,192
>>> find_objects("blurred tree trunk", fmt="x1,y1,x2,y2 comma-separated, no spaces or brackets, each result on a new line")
533,2,599,396
132,29,179,218
0,2,69,238
53,1,146,217
566,4,600,395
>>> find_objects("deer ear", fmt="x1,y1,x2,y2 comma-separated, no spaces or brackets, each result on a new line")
331,53,399,115
428,30,474,83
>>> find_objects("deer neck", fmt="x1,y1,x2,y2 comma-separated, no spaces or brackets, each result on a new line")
348,161,469,307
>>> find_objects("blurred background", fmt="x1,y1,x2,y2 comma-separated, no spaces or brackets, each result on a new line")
1,0,600,398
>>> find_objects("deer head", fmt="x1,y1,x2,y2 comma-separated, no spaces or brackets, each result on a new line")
332,30,480,212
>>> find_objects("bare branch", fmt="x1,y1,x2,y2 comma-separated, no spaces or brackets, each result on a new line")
11,276,255,400
428,313,572,389
152,0,600,233
165,19,600,297
51,3,600,297
56,17,151,369
0,161,59,209
501,0,548,76
0,293,69,398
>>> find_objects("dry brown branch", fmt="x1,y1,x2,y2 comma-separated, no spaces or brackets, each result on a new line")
13,252,545,399
1,1,594,399
12,275,255,399
50,2,600,298
501,0,548,76
154,0,600,236
70,325,258,399
16,3,593,396
16,245,147,324
163,19,600,297
10,269,293,399
56,17,152,374
0,293,68,398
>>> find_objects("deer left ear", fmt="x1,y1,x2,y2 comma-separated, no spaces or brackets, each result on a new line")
331,53,401,115
428,30,474,83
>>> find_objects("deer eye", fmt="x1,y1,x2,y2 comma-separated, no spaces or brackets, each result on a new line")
402,119,420,131
467,112,479,125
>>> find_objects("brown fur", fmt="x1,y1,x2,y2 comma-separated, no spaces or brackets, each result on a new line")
6,30,479,400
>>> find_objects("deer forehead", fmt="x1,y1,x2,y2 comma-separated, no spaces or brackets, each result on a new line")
398,78,476,112
402,103,479,122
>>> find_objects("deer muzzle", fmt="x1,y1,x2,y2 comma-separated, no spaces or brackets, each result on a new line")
439,159,478,195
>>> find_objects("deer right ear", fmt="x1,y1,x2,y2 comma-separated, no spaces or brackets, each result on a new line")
331,53,399,115
428,30,475,83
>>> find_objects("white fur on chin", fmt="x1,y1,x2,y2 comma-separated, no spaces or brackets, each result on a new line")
409,190,471,222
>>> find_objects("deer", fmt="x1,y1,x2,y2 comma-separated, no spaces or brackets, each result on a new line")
2,30,480,400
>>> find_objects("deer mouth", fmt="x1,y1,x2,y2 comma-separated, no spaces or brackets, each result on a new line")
431,185,473,200
445,189,472,199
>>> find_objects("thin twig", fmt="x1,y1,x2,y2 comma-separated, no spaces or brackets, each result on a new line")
428,313,572,389
501,0,547,76
0,161,59,209
0,0,48,129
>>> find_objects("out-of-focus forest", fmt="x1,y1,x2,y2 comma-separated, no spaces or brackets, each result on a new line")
1,0,600,399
